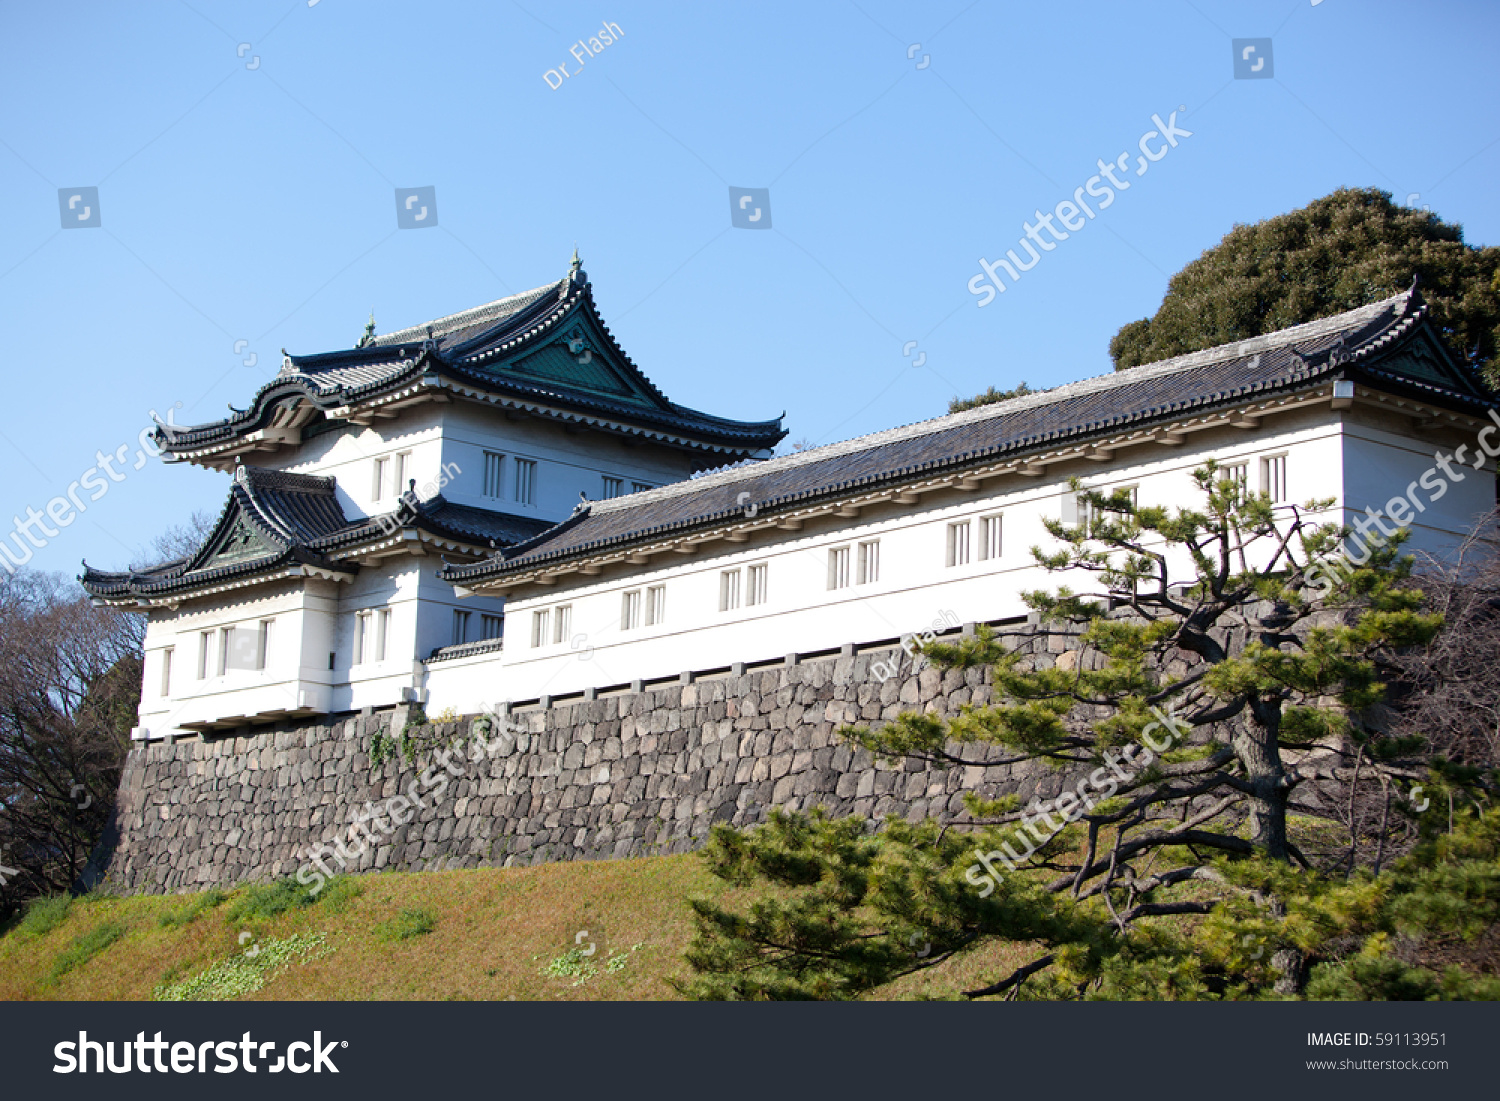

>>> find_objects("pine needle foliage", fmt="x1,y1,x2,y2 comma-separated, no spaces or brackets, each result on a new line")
680,465,1485,1000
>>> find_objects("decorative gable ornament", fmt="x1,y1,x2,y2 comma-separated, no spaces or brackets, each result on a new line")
1325,336,1351,368
213,518,273,565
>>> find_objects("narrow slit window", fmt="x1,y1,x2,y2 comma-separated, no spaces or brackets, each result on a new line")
372,456,389,501
1219,462,1249,502
374,610,389,662
856,540,880,585
514,458,538,505
747,563,768,606
160,647,173,697
827,546,851,590
483,452,505,498
946,521,970,567
646,585,666,626
256,619,273,670
552,605,571,644
621,590,642,631
531,609,549,648
1261,454,1287,503
198,631,212,680
720,569,742,612
979,514,1002,560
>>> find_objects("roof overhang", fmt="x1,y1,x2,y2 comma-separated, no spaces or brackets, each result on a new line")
88,562,357,610
459,381,1493,595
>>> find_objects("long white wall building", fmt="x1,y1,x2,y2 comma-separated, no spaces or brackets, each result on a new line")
86,281,1498,739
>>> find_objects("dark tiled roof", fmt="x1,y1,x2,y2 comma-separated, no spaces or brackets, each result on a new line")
159,263,785,458
444,288,1494,584
426,637,505,663
305,497,554,551
81,467,350,599
81,469,553,600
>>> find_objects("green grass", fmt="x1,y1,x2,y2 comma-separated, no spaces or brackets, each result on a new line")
17,896,73,938
374,907,435,943
0,848,1098,1001
224,878,318,924
45,923,126,986
316,876,364,915
0,854,730,1001
159,887,228,928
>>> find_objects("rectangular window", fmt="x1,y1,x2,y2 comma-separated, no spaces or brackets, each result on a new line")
856,540,880,585
483,451,505,498
481,613,504,641
160,647,173,697
198,631,212,680
531,609,549,648
602,476,623,499
631,481,654,494
1221,461,1249,501
621,589,642,631
217,626,232,676
354,612,369,665
452,609,471,646
646,585,666,626
552,605,571,645
393,451,411,496
1261,454,1287,503
720,569,742,612
979,514,1003,561
827,545,851,590
1063,492,1096,531
747,563,768,606
374,610,389,662
373,456,389,501
946,521,970,567
256,619,273,671
514,458,537,505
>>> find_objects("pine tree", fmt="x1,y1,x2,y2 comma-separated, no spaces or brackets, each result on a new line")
679,465,1459,999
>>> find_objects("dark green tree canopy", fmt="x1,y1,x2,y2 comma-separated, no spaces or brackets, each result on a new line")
1109,187,1500,382
948,382,1034,414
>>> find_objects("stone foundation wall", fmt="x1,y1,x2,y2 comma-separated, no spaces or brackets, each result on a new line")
99,631,1086,895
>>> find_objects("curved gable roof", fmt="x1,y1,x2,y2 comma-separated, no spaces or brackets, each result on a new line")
158,261,785,462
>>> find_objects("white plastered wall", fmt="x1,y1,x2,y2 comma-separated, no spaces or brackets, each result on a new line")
135,577,340,738
440,407,1493,709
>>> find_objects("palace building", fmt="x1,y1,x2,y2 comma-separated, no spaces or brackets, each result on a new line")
80,256,784,738
84,276,1497,740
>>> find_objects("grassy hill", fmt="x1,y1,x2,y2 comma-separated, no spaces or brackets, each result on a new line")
0,854,1038,1001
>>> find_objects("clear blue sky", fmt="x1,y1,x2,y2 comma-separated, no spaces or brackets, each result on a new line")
3,0,1497,577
